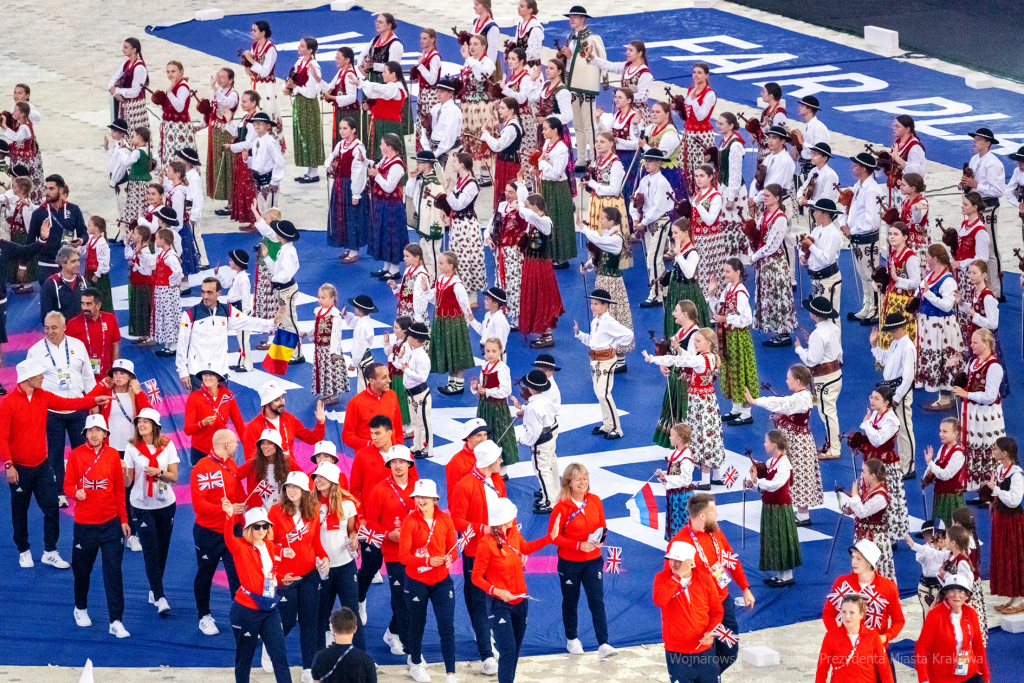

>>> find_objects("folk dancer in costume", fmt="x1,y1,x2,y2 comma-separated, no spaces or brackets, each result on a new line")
917,245,961,411
630,148,674,308
411,32,441,153
876,223,920,356
796,141,840,239
577,203,635,371
367,133,408,279
583,133,633,275
224,90,260,231
962,128,1005,297
515,370,559,513
796,296,843,459
532,355,562,461
800,197,844,335
575,289,635,439
515,178,564,348
423,79,463,182
162,160,200,292
957,260,1009,397
103,119,132,234
596,91,641,204
358,14,411,149
922,417,966,525
514,0,544,67
243,20,283,134
897,172,930,265
589,41,653,127
342,295,377,394
471,337,517,466
816,595,894,683
716,113,748,257
320,47,360,150
467,286,511,356
325,116,369,261
405,151,446,282
652,300,701,448
748,430,803,587
500,49,539,190
140,225,183,356
842,460,898,582
904,520,946,619
842,153,883,324
108,38,149,133
708,259,759,428
953,328,1005,492
536,117,576,268
468,0,502,79
558,6,603,169
1005,145,1024,229
257,218,304,365
383,318,412,433
657,424,695,538
389,245,430,322
398,323,432,460
79,218,113,312
749,183,797,348
890,115,926,198
2,174,40,293
481,98,524,213
215,249,254,372
639,102,683,207
488,183,527,327
858,384,910,542
424,252,475,396
747,364,823,527
242,112,285,213
283,38,325,183
0,103,44,205
124,225,154,344
458,37,497,184
792,95,829,192
872,313,920,477
150,61,196,163
444,153,488,299
247,203,282,351
529,59,576,197
757,82,786,164
952,193,991,345
755,126,798,287
307,284,349,406
663,219,711,336
200,69,239,207
681,63,716,196
989,437,1024,615
359,62,409,163
643,329,725,490
177,148,208,269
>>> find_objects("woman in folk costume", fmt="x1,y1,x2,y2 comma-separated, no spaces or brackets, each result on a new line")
284,37,325,183
577,204,635,370
858,384,910,541
472,338,518,465
988,436,1024,615
953,328,1005,490
321,47,361,151
748,430,802,586
444,152,488,299
4,176,38,290
888,115,926,205
458,36,498,172
956,260,1009,397
470,0,502,80
424,251,476,396
584,132,630,261
411,31,442,153
123,127,154,230
500,49,540,190
514,175,564,348
529,59,576,197
163,160,200,284
922,417,966,525
651,299,701,449
384,317,413,430
876,222,920,353
589,41,653,127
325,116,369,256
225,90,260,231
367,132,408,279
757,82,786,164
481,98,525,213
151,61,196,163
514,0,544,66
749,183,796,348
109,38,149,134
682,63,716,196
489,183,527,327
359,61,409,163
536,116,576,267
898,172,929,263
202,68,239,204
243,21,283,134
663,219,712,337
389,245,430,322
81,216,114,312
708,258,759,427
658,424,695,539
643,327,725,489
638,102,682,206
716,113,748,257
843,458,896,581
746,364,823,526
596,91,641,205
358,14,413,145
0,103,43,205
690,164,726,298
308,283,349,406
953,192,989,347
916,244,962,411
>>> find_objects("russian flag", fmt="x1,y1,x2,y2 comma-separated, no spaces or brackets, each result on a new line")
629,483,659,529
261,330,299,375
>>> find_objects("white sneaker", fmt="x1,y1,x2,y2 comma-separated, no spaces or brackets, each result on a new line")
482,658,498,675
155,597,170,614
74,608,91,627
301,669,314,683
372,570,384,584
109,621,130,638
566,638,584,655
598,643,618,659
383,628,395,647
19,551,33,567
359,600,367,625
262,645,273,672
409,663,431,683
126,535,142,552
199,615,219,635
148,591,155,605
446,676,457,683
41,550,70,569
390,634,406,656
58,495,69,508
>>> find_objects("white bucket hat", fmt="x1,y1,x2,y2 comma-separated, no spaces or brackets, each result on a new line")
488,498,518,527
312,440,338,464
386,445,415,465
258,380,286,407
412,479,439,499
284,471,310,492
474,440,503,469
134,407,161,427
82,414,109,436
462,418,490,441
257,429,283,449
851,539,881,568
244,508,271,529
107,358,136,378
312,461,341,485
665,541,696,562
16,358,45,384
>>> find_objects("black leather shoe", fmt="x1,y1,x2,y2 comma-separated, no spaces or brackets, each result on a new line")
727,416,753,426
639,299,662,308
696,483,711,491
592,427,608,435
533,504,552,514
155,348,176,357
214,207,232,216
552,261,570,270
765,577,795,588
604,432,622,440
289,355,306,366
413,450,431,460
794,518,812,528
614,363,627,374
902,470,916,481
710,479,723,486
846,312,865,322
370,269,387,277
762,334,792,348
229,365,249,373
859,316,879,326
438,384,464,396
720,412,740,421
534,490,543,500
381,271,402,281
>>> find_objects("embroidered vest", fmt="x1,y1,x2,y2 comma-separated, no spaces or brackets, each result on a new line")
919,273,954,318
760,456,792,506
933,445,966,496
690,188,721,237
684,87,715,132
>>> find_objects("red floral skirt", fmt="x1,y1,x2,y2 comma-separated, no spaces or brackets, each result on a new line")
518,255,564,335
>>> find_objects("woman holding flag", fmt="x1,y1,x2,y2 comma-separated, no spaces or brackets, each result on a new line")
184,369,246,465
237,430,299,511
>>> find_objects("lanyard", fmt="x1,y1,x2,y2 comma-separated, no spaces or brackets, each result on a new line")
420,513,438,549
471,468,499,496
499,530,523,558
203,386,233,415
113,393,133,424
82,316,105,360
321,645,353,680
835,633,861,670
387,479,411,514
688,527,722,569
44,339,71,369
81,446,107,484
562,496,588,530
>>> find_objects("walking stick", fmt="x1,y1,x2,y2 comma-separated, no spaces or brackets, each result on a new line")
825,483,847,573
580,264,592,324
741,486,746,550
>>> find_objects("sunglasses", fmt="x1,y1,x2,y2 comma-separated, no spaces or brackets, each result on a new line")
250,523,271,531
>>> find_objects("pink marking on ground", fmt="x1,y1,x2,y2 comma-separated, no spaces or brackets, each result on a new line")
159,393,188,416
5,331,44,352
173,482,191,505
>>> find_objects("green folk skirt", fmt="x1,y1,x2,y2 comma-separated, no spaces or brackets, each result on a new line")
664,277,712,337
653,368,689,448
428,316,475,374
292,95,326,168
542,180,576,264
721,327,759,404
759,502,803,572
478,397,518,465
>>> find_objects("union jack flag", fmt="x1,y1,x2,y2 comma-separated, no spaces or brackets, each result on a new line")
457,526,476,552
711,623,738,646
722,465,739,489
358,525,384,548
82,478,107,490
142,379,162,404
252,479,274,501
827,580,857,617
286,521,310,544
603,546,622,574
719,550,739,571
196,471,224,491
861,585,889,630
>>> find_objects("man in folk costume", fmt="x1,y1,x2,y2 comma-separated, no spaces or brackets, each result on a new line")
796,141,840,232
870,313,917,480
755,126,797,285
104,119,131,231
962,127,1006,298
841,152,883,324
398,322,432,460
757,82,786,164
630,148,675,308
406,150,447,283
559,6,605,170
575,289,634,440
517,370,558,515
800,197,844,334
795,297,843,459
423,79,463,183
792,95,829,186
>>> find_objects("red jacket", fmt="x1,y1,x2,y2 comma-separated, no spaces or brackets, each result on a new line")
549,493,606,562
191,453,246,531
223,514,281,611
445,445,476,502
236,454,301,511
653,569,724,654
0,384,104,468
471,528,550,604
341,388,404,452
99,386,152,429
65,312,121,379
814,627,893,683
822,572,905,646
184,386,246,456
64,443,127,525
242,411,325,461
349,443,418,505
914,601,989,683
668,525,751,598
269,504,327,578
449,468,507,557
363,475,416,562
399,508,457,585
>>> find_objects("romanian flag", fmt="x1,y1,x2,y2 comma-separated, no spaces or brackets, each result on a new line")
261,330,299,375
629,482,659,529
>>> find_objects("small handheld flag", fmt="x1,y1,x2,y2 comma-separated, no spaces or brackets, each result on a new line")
358,525,384,549
723,465,739,489
719,550,739,571
262,330,300,375
245,479,274,503
711,623,738,647
457,526,476,552
196,471,224,491
603,546,623,574
141,379,162,404
628,482,659,529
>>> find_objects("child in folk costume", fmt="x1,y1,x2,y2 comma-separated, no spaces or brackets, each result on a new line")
536,116,576,268
749,367,824,525
748,430,802,587
163,161,200,292
225,90,260,230
899,172,929,263
500,49,539,189
109,38,149,134
400,323,432,459
359,62,410,163
575,289,635,439
0,102,43,204
935,526,989,643
652,300,701,448
325,117,369,259
708,258,759,427
953,193,989,347
481,98,524,212
140,224,183,354
342,294,377,394
682,63,717,195
922,417,966,525
444,152,488,298
917,244,962,411
258,218,304,365
388,245,430,323
488,183,527,327
468,286,511,357
79,216,113,312
691,164,726,298
514,177,565,349
904,520,946,618
243,20,283,132
383,317,413,433
643,327,725,490
577,206,634,371
585,132,631,266
953,328,1005,490
307,284,349,406
215,249,253,371
638,102,683,209
842,458,897,581
3,176,38,291
657,423,695,541
529,59,576,197
876,222,920,353
716,113,748,257
857,384,910,541
248,203,283,349
283,38,325,182
177,148,208,268
471,337,517,466
200,68,238,204
406,150,446,281
411,31,442,153
988,437,1024,615
956,260,1008,396
321,47,361,151
630,149,675,308
125,225,154,344
246,113,287,214
103,119,131,233
121,128,154,233
663,219,712,338
151,61,196,163
424,252,475,396
368,133,408,279
749,183,796,348
596,90,641,202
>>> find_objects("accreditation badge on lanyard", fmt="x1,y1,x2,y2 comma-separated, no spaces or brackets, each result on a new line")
689,527,731,589
416,519,436,558
47,340,72,392
954,614,972,676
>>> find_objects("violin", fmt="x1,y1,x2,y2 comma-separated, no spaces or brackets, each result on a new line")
649,330,670,356
833,183,853,213
237,49,254,69
759,381,779,397
865,144,895,175
1014,248,1024,272
736,112,762,143
452,27,472,46
840,431,869,453
801,172,817,202
741,214,761,252
754,163,767,192
662,86,687,120
958,162,974,191
800,234,814,259
938,217,958,252
788,128,804,155
876,196,900,225
746,447,768,480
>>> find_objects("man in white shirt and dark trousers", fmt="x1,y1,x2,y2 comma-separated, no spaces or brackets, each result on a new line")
216,249,254,372
758,126,798,285
797,142,839,228
842,152,882,324
800,197,844,332
424,79,463,183
794,96,829,183
795,297,843,459
468,286,510,357
630,149,675,308
236,112,285,212
517,370,558,514
575,289,634,440
401,322,432,460
963,127,1007,299
343,295,377,394
870,312,918,479
259,218,303,364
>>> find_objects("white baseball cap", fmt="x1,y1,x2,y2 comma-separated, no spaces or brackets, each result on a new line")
82,414,110,435
285,471,310,492
412,479,439,499
665,541,696,562
134,407,161,427
462,418,490,441
386,445,415,465
107,358,136,378
244,507,271,529
258,380,286,407
16,358,45,384
312,461,341,485
474,440,503,469
851,539,881,568
488,498,517,527
312,440,339,464
257,429,282,449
